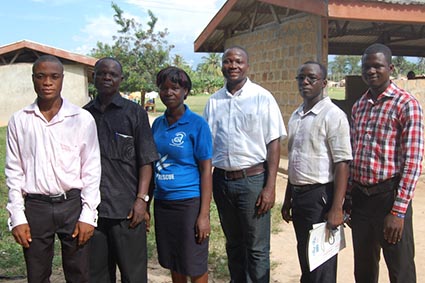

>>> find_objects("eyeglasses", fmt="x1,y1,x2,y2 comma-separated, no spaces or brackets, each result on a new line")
295,75,321,85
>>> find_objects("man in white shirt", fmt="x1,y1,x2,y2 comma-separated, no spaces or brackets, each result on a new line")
6,55,101,282
281,61,352,283
203,46,286,283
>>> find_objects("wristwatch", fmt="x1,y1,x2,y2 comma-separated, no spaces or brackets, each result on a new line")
137,194,150,202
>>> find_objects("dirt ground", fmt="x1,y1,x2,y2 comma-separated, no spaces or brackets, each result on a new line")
4,173,425,283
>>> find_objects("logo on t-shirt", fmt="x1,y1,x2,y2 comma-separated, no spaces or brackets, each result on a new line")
155,154,174,180
170,132,186,148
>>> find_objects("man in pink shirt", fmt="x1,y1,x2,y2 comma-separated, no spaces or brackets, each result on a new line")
5,55,101,282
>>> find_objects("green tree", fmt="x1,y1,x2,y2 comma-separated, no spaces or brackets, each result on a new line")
194,53,223,94
328,55,361,82
392,56,415,77
90,2,173,93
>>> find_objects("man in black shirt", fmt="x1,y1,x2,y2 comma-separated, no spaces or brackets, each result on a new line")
84,57,158,283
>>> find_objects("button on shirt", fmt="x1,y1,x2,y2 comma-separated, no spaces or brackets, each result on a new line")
203,78,286,171
288,96,352,185
6,98,101,229
84,94,158,219
351,82,424,214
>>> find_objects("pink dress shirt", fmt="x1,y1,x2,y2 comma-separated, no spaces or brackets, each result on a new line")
6,98,101,229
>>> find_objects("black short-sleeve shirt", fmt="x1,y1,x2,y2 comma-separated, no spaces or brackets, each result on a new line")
84,94,158,218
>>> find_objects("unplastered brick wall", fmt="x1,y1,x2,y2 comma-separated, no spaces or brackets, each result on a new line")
225,14,323,156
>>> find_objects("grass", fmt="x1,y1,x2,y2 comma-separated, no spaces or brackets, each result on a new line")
0,87,348,279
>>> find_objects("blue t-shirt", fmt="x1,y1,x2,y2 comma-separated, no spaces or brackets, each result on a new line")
152,105,213,200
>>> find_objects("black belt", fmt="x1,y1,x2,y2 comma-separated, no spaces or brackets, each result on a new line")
291,182,331,193
215,163,265,181
353,176,400,196
25,189,80,203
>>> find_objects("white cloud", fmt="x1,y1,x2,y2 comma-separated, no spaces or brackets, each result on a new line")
73,0,225,63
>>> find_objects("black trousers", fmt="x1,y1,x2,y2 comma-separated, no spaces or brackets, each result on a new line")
291,182,337,283
351,185,416,283
89,217,147,283
23,190,89,283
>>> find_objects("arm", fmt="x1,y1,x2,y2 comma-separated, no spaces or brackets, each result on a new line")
384,99,424,244
72,116,101,245
128,163,152,228
281,180,293,223
326,161,349,229
256,138,280,215
5,116,32,248
196,159,213,244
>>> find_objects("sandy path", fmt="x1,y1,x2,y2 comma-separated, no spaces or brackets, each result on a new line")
270,173,425,282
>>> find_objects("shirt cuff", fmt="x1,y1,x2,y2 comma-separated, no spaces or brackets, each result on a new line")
78,206,98,227
8,211,28,231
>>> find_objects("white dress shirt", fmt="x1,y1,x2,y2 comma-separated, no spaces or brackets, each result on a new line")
203,78,287,170
6,98,101,229
287,96,352,185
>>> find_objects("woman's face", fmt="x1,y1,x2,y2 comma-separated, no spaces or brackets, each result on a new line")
158,78,187,109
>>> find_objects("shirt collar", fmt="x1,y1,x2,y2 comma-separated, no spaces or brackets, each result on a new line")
297,96,330,116
92,93,125,111
225,78,252,97
365,81,397,102
160,104,193,128
24,98,79,123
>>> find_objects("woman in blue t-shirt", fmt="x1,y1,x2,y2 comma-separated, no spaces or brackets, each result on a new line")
151,66,213,283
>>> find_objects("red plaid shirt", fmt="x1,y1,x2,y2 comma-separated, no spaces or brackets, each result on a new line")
351,82,424,214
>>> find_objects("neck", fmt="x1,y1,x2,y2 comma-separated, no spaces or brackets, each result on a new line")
38,97,63,122
226,78,247,95
166,104,185,125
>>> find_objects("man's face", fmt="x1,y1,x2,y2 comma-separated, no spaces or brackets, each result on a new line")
361,52,393,93
94,59,123,96
296,63,326,104
32,61,64,102
221,48,249,85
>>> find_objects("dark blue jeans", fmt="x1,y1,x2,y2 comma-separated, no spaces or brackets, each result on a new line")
213,169,270,283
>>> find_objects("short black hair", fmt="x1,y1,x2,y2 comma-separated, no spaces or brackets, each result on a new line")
300,61,327,79
363,43,392,64
32,55,63,73
156,66,192,93
222,46,249,63
94,57,123,74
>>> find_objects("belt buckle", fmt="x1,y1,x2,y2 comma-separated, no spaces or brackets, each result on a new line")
50,192,66,203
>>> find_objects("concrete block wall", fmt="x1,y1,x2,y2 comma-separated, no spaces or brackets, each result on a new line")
0,63,91,126
225,14,324,155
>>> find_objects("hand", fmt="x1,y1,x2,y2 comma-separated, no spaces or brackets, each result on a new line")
281,202,292,223
12,224,32,248
195,214,210,244
72,221,95,246
144,211,151,232
127,198,147,229
383,213,404,244
325,207,344,230
256,186,275,215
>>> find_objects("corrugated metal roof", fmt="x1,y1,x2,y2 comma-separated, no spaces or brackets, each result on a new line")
195,0,425,57
362,0,425,4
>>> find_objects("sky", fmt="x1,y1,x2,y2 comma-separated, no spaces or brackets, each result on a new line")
0,0,227,67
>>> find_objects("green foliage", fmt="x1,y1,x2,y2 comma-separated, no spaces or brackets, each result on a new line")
89,3,173,93
0,127,26,278
194,53,224,95
328,55,361,82
392,56,417,77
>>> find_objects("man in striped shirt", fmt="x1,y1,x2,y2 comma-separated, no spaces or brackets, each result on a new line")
350,43,424,283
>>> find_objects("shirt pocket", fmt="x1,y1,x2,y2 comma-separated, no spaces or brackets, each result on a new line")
111,132,135,163
57,143,80,174
235,113,259,134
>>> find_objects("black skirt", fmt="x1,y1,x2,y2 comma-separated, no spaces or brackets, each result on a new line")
154,197,209,276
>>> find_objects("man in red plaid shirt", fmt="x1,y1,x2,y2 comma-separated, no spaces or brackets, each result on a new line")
350,43,424,283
